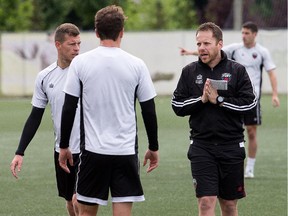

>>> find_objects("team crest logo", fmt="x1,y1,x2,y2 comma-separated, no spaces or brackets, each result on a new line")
195,74,203,85
49,83,54,88
252,52,258,59
221,73,231,82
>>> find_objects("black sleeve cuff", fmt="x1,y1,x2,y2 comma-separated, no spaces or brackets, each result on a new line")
149,143,159,151
15,151,24,156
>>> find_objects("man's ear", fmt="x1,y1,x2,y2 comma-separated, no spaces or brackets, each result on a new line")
218,40,223,48
55,41,61,49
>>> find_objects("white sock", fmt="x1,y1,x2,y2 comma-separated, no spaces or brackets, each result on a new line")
245,157,256,172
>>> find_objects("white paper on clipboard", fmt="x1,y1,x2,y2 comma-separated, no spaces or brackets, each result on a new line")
208,79,228,90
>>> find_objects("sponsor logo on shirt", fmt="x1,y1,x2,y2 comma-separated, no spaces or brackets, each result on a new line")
221,73,231,82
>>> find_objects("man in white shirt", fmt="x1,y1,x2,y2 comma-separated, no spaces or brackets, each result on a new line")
10,23,82,216
59,5,159,216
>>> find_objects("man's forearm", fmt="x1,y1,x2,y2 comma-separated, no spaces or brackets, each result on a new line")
60,94,79,149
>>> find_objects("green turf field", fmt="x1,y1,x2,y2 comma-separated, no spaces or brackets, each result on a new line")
0,94,287,216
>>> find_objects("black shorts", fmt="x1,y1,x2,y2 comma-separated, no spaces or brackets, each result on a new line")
76,150,144,206
244,100,261,125
187,140,246,200
54,151,80,201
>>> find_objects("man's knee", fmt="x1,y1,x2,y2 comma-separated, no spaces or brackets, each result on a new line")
219,199,238,215
247,126,257,139
198,196,217,212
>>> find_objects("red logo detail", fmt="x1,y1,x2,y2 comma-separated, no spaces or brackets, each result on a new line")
252,53,258,59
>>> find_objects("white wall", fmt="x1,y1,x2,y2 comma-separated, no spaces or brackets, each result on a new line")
1,30,287,96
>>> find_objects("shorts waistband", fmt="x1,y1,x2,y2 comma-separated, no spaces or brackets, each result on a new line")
191,139,244,146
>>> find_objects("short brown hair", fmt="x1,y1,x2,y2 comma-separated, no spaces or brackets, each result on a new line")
95,5,127,41
242,21,258,33
196,22,223,43
54,23,80,43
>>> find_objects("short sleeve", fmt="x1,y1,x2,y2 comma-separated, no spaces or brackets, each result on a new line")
136,60,157,102
31,73,48,108
63,58,81,97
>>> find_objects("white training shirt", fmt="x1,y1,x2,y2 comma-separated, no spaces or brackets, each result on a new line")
222,43,276,99
64,46,156,155
32,62,81,154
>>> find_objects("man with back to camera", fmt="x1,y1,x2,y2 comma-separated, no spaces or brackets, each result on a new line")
10,23,81,216
58,5,159,216
180,21,280,178
172,22,257,216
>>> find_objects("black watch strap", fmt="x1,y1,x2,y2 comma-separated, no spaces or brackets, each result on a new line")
216,96,224,105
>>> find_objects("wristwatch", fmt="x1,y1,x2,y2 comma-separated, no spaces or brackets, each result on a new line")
216,96,224,105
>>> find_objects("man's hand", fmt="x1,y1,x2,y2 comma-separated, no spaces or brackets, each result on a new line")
179,47,198,56
10,155,23,179
202,81,209,103
179,47,189,56
58,148,73,173
143,149,159,173
205,79,218,104
272,95,280,107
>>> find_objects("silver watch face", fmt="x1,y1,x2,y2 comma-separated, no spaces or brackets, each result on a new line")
218,96,224,103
